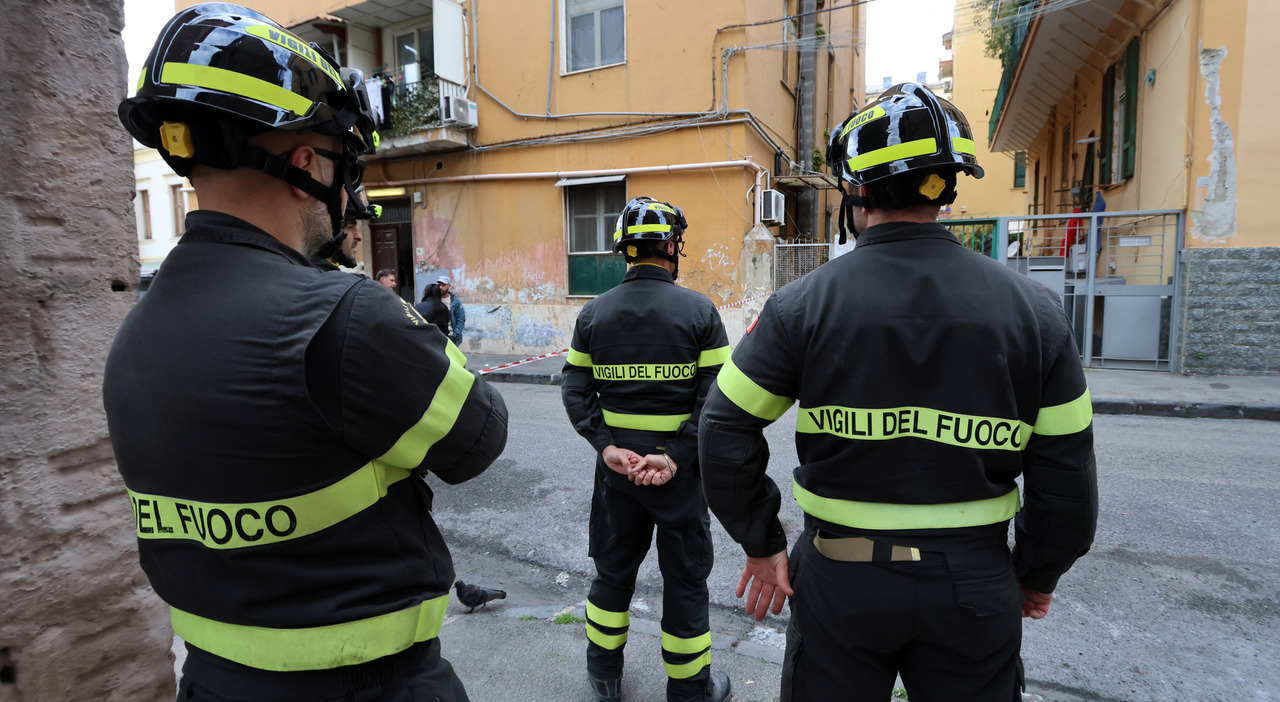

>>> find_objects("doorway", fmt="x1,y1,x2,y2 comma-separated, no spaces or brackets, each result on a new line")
369,198,414,300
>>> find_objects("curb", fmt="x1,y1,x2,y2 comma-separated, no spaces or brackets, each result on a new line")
480,370,562,386
1093,399,1280,421
475,372,1280,421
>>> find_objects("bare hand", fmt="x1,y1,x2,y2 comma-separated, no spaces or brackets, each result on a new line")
1020,586,1052,619
602,445,642,476
736,551,794,621
629,453,676,486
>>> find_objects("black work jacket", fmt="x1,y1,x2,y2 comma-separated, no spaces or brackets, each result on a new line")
699,222,1097,593
103,211,508,669
561,264,731,471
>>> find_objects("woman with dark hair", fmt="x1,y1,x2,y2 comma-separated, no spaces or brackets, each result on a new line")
414,282,453,337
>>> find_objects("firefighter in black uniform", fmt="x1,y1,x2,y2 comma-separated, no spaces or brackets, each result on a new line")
314,186,379,272
105,6,508,701
562,197,733,702
698,83,1098,701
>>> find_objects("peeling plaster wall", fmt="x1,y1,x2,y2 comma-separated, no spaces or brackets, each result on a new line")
0,0,173,698
1190,46,1237,244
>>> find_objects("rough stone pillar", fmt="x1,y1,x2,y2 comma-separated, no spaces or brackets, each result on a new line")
0,0,174,699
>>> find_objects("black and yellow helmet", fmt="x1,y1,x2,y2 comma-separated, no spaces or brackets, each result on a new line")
612,197,688,254
119,2,377,175
827,82,983,189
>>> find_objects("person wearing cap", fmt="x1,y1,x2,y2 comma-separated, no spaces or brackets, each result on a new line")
104,5,508,701
436,275,466,346
697,83,1097,701
561,197,733,702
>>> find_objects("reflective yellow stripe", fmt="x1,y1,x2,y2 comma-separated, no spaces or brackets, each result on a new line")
662,631,712,655
244,24,344,87
593,363,697,381
137,66,147,92
847,137,938,172
127,461,411,549
160,62,313,116
698,346,731,368
1033,389,1092,436
587,601,630,628
601,410,691,432
794,480,1020,530
714,359,794,421
586,623,628,650
169,595,449,672
796,405,1032,451
613,224,673,240
445,339,468,368
664,651,711,679
566,348,593,367
841,105,886,137
648,203,678,215
376,356,476,468
953,137,976,155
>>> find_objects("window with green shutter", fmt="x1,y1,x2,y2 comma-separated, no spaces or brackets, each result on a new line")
566,181,628,296
1122,37,1139,181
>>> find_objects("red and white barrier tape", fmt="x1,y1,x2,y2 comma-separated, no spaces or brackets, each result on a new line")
475,292,772,375
716,291,772,311
478,348,569,375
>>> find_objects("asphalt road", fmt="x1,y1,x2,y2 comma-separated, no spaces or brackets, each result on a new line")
428,384,1280,702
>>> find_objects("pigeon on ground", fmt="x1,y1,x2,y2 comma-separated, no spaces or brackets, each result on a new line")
454,580,507,613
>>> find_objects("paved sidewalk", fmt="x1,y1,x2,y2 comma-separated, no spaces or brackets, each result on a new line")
466,352,1280,421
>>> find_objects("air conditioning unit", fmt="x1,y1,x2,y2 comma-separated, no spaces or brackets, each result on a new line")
760,189,785,225
441,95,478,129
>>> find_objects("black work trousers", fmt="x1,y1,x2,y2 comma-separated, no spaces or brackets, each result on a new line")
177,638,468,702
781,532,1023,702
585,430,715,702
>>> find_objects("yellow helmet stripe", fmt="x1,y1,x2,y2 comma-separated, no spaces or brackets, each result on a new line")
952,137,977,155
846,137,938,173
245,24,344,87
161,62,313,117
841,105,887,138
613,223,673,240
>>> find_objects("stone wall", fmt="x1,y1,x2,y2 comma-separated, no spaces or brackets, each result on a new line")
1177,247,1280,374
0,0,173,699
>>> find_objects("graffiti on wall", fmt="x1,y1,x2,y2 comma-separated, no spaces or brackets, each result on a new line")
700,243,733,272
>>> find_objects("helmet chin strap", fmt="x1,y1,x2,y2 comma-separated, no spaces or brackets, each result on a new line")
659,237,685,280
836,184,870,245
237,143,355,258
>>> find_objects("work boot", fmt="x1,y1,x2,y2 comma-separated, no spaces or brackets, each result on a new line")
705,671,731,702
589,673,622,702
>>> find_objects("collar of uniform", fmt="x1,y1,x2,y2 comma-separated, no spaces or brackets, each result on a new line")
853,221,960,248
180,211,315,267
623,263,675,284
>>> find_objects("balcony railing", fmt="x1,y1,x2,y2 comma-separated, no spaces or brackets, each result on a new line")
987,2,1034,144
385,76,442,138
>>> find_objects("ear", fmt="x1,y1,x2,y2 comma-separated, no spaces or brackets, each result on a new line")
664,240,677,256
286,145,318,201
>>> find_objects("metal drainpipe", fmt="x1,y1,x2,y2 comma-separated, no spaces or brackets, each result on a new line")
797,0,818,238
364,159,768,229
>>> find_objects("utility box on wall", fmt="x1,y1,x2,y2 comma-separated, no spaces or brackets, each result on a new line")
760,189,785,225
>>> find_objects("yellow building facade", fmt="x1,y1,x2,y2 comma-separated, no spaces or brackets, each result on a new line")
196,0,865,354
946,4,1029,220
986,0,1280,373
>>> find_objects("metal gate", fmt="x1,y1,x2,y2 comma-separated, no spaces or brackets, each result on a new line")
774,241,830,290
996,210,1184,370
